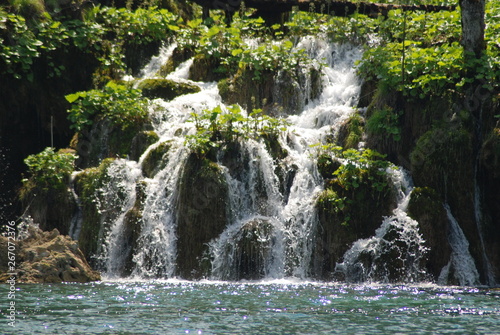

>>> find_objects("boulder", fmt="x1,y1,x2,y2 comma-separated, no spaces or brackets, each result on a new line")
137,79,200,100
0,225,100,283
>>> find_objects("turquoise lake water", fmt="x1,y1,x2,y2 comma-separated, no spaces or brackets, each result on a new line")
1,280,500,334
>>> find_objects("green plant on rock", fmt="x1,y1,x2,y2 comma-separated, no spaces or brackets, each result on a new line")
366,106,402,142
334,148,391,192
186,104,288,157
21,147,77,196
65,81,149,131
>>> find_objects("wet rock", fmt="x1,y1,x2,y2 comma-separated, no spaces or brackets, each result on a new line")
130,131,159,162
176,154,228,279
407,187,452,280
137,79,200,100
234,219,273,280
312,168,397,280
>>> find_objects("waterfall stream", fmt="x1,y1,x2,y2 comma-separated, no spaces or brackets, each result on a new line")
334,168,429,283
78,37,483,284
439,204,481,286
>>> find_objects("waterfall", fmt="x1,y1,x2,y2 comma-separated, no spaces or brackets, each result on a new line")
439,204,481,286
334,169,430,283
206,40,362,280
91,38,448,282
101,159,142,277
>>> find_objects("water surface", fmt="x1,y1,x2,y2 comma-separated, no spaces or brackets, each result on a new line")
2,280,500,334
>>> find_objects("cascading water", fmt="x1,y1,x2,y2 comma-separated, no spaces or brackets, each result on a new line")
87,36,458,283
334,168,430,283
207,40,362,280
439,204,481,286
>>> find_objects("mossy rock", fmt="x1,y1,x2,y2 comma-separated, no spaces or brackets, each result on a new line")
19,185,76,236
130,131,159,161
137,79,200,100
262,133,288,161
176,154,228,279
311,167,397,280
73,159,114,265
158,47,194,77
189,55,226,82
317,154,341,180
407,187,451,280
233,219,273,280
120,181,147,277
71,117,153,169
410,124,473,194
141,141,172,178
218,68,275,113
124,40,162,77
480,128,500,178
337,113,365,149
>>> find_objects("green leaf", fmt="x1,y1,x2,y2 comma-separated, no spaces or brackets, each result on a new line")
231,48,243,56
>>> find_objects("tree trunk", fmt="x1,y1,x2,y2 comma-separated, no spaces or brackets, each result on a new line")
460,0,486,59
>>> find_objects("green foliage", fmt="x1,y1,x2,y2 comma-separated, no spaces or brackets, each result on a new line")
366,106,402,141
65,81,149,131
177,14,317,81
21,147,77,194
356,4,500,98
313,144,392,191
85,6,180,46
0,6,181,81
334,148,392,192
186,105,288,156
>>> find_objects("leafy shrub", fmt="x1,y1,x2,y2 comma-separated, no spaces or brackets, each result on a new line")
186,105,288,156
65,81,149,131
21,147,77,195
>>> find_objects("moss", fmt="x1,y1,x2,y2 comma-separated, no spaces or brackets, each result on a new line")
218,68,275,113
262,133,287,161
120,181,147,276
137,78,200,100
158,47,194,77
130,130,159,162
189,55,227,82
108,122,144,159
73,159,114,264
410,124,473,190
337,113,365,149
233,219,273,280
480,128,500,178
317,154,341,180
311,165,397,280
11,0,47,20
141,141,172,178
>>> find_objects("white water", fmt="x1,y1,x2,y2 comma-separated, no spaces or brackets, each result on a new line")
207,40,362,280
439,204,481,286
335,168,430,283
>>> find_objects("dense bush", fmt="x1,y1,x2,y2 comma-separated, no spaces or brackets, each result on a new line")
21,147,77,194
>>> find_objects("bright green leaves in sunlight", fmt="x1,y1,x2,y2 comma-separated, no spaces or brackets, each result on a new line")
65,81,149,132
186,105,288,157
22,147,77,194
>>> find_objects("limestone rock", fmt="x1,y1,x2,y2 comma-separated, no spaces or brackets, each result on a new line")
0,226,100,283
